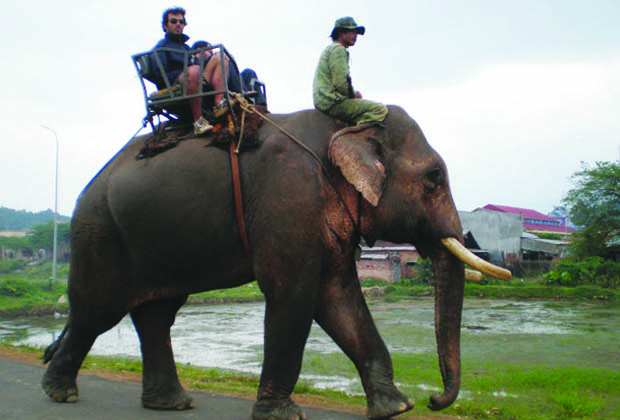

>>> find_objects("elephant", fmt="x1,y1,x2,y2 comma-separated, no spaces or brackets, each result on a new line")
41,105,509,420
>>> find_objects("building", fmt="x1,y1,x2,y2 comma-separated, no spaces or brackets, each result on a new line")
481,204,575,238
459,209,522,263
0,230,29,238
357,241,419,283
356,204,574,282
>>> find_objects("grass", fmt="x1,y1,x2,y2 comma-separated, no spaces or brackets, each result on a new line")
189,282,265,303
0,276,67,316
299,349,620,420
451,363,619,420
5,341,617,420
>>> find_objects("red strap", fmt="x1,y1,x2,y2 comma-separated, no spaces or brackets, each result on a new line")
229,140,252,258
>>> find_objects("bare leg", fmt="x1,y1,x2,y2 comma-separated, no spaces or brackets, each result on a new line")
130,296,193,410
178,66,203,121
204,54,226,105
314,263,414,419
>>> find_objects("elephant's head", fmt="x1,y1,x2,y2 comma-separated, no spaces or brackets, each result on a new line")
330,105,510,410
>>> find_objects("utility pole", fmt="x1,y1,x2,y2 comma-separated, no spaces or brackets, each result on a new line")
41,124,58,287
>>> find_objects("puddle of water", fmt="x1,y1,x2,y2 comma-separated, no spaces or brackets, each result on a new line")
1,298,618,394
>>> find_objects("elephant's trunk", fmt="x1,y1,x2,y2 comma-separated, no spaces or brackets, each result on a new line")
427,237,511,410
428,247,464,411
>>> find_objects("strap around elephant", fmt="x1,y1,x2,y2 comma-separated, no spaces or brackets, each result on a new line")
229,139,252,259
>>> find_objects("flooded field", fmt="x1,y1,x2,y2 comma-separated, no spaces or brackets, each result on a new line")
1,298,618,394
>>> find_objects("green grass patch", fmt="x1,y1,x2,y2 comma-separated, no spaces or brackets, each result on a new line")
2,261,70,281
382,283,619,302
449,362,620,420
299,349,620,419
189,282,264,303
0,276,67,316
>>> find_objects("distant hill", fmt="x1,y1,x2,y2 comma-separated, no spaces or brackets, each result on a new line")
0,207,71,230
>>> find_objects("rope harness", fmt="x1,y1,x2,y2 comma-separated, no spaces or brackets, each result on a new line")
228,94,360,261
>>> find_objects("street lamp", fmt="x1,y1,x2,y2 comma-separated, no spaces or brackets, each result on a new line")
41,124,58,287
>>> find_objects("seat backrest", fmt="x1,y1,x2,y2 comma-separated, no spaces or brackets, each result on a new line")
136,54,151,77
134,53,160,86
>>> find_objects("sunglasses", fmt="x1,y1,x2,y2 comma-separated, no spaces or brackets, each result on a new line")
168,18,186,25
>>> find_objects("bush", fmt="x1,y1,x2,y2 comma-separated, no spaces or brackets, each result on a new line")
399,258,433,286
0,277,37,297
360,278,388,287
543,258,620,288
0,259,27,274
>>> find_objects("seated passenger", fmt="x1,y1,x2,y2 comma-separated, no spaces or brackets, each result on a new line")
191,41,266,106
190,40,238,95
150,7,230,134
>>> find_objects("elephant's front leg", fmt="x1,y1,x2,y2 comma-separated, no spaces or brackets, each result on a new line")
252,274,317,420
314,263,414,420
130,296,194,410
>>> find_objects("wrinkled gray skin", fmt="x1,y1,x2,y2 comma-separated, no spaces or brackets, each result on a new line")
42,106,464,419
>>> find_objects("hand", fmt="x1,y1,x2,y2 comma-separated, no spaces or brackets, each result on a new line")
355,91,363,99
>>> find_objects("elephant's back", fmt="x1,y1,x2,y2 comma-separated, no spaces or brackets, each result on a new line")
75,109,340,227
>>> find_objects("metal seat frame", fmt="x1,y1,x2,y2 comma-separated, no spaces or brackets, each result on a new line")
131,44,265,136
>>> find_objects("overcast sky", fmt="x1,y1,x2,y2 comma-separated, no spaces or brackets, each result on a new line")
1,0,618,217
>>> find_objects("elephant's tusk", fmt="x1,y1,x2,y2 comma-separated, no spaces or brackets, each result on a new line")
441,237,512,281
465,269,482,283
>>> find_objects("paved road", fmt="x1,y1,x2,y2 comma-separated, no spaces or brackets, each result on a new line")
0,358,365,420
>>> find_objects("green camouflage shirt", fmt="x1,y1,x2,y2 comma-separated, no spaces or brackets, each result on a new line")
313,43,355,111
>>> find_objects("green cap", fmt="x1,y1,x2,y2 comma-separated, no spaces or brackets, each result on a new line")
330,16,365,37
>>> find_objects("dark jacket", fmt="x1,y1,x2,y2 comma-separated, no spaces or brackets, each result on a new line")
149,33,191,89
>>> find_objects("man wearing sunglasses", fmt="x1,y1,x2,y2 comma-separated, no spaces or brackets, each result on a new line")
150,7,228,134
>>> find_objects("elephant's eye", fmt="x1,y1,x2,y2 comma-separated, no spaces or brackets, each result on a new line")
423,168,443,192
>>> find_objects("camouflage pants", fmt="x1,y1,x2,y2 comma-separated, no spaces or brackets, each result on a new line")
326,98,388,125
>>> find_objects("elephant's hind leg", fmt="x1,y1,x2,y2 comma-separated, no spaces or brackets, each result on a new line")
42,322,97,403
130,296,193,410
42,310,125,403
314,266,414,419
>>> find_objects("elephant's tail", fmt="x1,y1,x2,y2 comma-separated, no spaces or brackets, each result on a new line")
42,323,68,364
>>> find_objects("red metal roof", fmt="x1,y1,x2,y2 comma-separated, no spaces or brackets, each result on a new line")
482,204,575,233
483,204,558,223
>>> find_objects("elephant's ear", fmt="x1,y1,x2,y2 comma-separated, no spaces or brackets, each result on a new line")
329,130,386,207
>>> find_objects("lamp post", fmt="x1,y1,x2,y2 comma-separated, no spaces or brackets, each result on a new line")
41,124,58,286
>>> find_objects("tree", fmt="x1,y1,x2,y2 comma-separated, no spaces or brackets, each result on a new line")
0,235,31,251
0,206,70,230
26,221,71,252
562,161,620,260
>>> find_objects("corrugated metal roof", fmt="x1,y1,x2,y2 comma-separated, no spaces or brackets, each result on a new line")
359,254,390,260
524,223,575,233
361,246,417,252
483,204,558,222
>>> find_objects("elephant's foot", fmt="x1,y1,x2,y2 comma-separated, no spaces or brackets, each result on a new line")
141,387,194,410
252,398,307,420
42,370,78,403
367,389,414,420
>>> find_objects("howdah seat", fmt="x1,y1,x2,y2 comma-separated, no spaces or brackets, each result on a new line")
131,44,266,133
